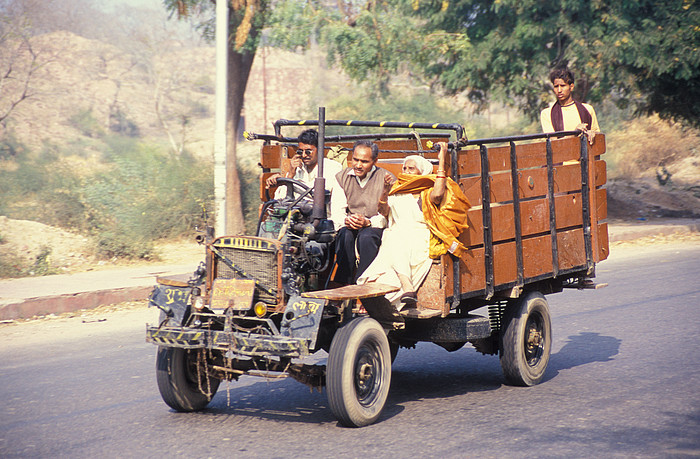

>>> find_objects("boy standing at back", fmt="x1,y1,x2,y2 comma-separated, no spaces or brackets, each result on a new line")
540,67,600,144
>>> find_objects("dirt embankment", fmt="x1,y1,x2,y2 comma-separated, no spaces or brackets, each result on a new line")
0,216,201,277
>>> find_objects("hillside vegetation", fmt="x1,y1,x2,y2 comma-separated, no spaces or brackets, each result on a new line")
1,29,699,278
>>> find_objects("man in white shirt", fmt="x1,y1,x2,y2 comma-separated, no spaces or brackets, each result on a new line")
330,140,395,284
540,67,600,145
265,128,343,209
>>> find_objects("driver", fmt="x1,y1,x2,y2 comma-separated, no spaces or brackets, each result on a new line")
264,129,343,201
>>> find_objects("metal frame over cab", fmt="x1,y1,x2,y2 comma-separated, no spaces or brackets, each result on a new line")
146,112,608,427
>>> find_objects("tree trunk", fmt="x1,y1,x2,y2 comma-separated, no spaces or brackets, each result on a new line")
224,48,255,235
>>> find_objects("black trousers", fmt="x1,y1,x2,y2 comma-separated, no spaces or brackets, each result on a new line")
333,226,384,284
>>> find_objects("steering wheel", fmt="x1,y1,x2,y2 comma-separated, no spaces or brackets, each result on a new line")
258,177,314,238
273,177,312,200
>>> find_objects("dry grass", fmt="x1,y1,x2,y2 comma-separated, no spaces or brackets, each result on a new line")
606,115,700,179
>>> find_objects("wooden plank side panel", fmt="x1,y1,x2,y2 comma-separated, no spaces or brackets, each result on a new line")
550,136,584,163
596,159,607,186
557,228,586,270
590,134,606,157
522,235,553,279
493,241,517,286
462,193,584,247
459,162,586,206
455,136,584,176
597,222,610,262
450,227,598,297
378,162,437,177
260,144,290,169
518,137,581,168
416,261,448,315
596,188,607,220
457,246,486,293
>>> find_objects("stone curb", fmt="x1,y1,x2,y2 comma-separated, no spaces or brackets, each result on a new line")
0,286,153,321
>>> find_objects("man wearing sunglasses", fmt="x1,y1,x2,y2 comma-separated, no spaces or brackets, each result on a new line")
265,129,343,198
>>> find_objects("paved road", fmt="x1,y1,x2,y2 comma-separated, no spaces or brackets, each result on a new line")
1,243,699,458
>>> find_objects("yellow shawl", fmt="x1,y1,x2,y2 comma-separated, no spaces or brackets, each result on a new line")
389,173,471,258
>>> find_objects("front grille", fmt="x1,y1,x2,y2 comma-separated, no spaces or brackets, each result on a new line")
213,237,279,304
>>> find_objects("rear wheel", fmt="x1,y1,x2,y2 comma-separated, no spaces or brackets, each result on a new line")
327,317,391,427
156,347,220,411
499,291,552,386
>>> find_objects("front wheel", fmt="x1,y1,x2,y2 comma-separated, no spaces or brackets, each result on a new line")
327,317,391,427
156,347,220,411
499,291,552,386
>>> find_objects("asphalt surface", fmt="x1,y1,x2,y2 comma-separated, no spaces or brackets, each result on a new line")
1,243,699,457
0,218,698,321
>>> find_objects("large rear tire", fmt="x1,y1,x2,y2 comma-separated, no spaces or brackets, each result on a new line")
499,291,552,386
156,347,220,411
327,317,391,427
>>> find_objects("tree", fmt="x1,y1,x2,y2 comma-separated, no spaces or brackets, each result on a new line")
271,0,700,128
163,0,266,234
267,0,428,98
0,10,44,128
395,0,700,127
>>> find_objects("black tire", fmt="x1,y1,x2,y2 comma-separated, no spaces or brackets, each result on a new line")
156,346,220,412
327,317,391,427
499,291,552,386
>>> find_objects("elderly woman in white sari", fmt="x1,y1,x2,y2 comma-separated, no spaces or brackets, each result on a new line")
356,143,449,309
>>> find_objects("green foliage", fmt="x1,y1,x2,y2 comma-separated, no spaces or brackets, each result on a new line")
162,0,267,52
109,107,140,137
396,0,700,127
0,131,29,161
0,134,214,260
32,246,60,276
319,89,465,130
83,143,213,258
266,0,320,49
272,0,699,128
69,109,105,138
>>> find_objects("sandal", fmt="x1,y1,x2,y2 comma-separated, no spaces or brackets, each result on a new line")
400,292,418,305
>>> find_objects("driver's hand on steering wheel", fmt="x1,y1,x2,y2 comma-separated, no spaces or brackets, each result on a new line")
265,173,281,189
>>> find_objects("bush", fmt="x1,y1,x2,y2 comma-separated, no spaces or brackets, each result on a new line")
605,116,700,178
0,246,60,278
109,107,140,137
0,251,24,278
82,143,213,259
0,131,29,161
69,109,105,138
0,133,214,261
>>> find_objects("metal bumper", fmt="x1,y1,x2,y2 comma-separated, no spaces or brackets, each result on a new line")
146,326,310,358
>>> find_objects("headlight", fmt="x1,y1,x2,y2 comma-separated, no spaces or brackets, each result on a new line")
192,295,206,311
253,301,267,318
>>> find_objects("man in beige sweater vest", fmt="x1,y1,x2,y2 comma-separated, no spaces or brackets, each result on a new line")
331,140,396,284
